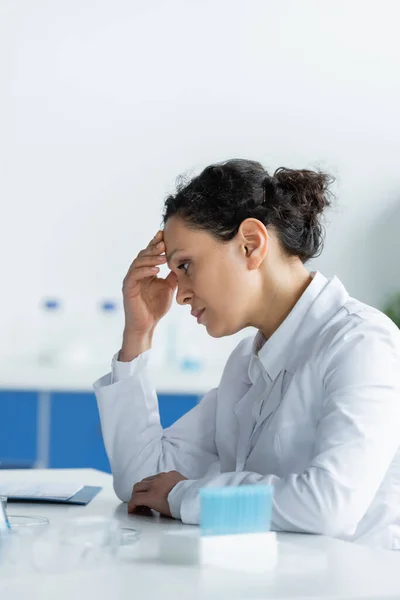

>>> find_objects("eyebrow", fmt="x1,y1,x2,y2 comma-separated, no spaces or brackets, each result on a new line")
166,249,183,264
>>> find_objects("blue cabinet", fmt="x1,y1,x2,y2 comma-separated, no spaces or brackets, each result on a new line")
0,390,198,472
158,394,198,429
0,391,38,467
49,392,110,472
48,392,198,471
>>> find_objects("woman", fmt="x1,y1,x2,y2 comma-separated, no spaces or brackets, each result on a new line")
94,159,400,549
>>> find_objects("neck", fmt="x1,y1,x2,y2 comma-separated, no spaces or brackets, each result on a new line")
253,262,313,340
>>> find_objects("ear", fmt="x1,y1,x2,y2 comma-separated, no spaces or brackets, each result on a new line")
237,218,268,270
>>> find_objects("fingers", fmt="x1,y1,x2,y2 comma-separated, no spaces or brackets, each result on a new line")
139,240,165,258
128,473,162,512
127,472,181,517
123,231,169,288
124,232,166,278
133,255,167,268
145,230,164,253
123,253,166,285
132,506,153,516
145,230,165,255
128,490,151,514
123,265,160,286
133,481,152,493
128,479,154,513
149,230,163,246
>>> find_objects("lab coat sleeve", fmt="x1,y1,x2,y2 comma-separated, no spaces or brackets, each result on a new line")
94,350,219,503
169,318,400,538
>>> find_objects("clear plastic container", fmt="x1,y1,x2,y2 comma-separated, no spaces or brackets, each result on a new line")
0,495,11,532
32,516,139,573
0,496,49,577
1,509,139,576
0,495,49,531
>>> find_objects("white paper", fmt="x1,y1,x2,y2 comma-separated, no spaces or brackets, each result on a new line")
0,482,84,501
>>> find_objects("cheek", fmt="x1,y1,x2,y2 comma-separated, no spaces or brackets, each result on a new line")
204,271,242,305
206,286,245,329
195,261,246,310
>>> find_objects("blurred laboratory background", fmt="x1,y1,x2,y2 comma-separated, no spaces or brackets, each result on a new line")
0,0,399,472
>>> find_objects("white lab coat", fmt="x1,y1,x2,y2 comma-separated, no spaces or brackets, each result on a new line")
94,272,400,549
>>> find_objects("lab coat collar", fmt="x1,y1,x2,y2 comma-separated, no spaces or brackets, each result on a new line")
248,271,349,383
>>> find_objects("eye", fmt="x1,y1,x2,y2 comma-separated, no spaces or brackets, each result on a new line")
178,262,190,274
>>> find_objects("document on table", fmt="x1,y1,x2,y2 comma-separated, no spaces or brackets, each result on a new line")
0,482,84,501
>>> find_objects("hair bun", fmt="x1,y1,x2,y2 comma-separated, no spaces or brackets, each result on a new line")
273,167,333,218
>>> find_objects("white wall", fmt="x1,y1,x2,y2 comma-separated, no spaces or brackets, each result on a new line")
1,0,400,385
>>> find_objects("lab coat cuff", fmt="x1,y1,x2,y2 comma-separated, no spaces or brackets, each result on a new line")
111,349,152,384
168,479,193,521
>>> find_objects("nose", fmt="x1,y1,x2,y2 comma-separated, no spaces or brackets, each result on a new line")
176,281,193,306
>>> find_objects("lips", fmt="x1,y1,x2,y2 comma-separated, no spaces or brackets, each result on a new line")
191,308,205,322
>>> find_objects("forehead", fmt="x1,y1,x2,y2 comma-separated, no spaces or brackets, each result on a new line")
163,217,210,252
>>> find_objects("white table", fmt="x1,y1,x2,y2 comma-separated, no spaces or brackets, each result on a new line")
1,469,400,599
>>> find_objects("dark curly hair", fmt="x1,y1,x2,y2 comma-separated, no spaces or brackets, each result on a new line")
163,159,334,263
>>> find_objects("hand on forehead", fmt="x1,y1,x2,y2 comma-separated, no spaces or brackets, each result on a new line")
162,217,192,264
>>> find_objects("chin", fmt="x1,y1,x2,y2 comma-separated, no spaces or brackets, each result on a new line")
205,321,240,339
206,328,225,339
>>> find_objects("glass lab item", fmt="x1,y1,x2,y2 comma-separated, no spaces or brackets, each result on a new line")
0,495,49,531
0,496,49,577
32,516,139,572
